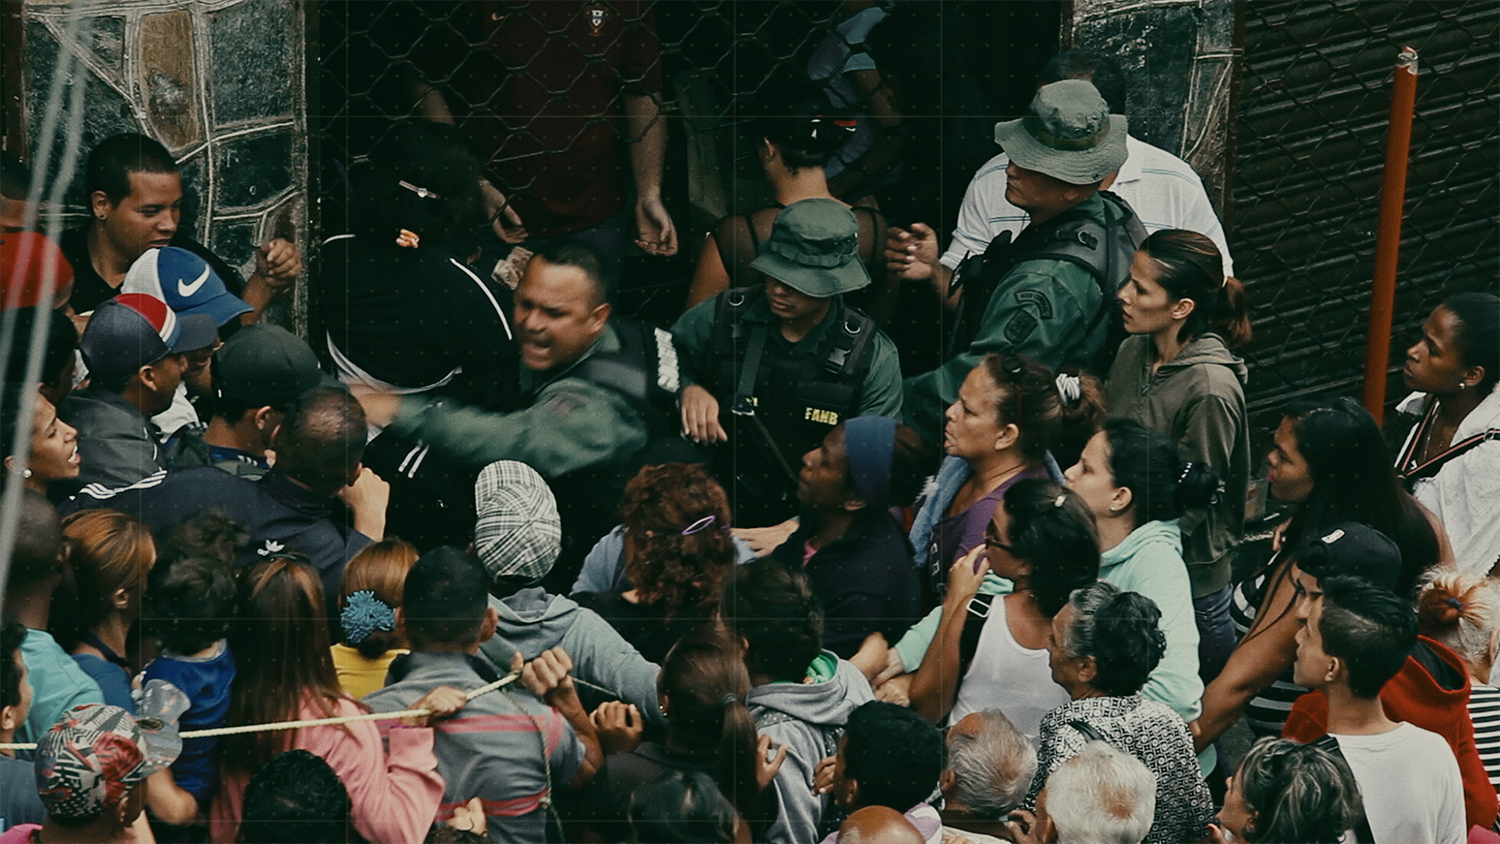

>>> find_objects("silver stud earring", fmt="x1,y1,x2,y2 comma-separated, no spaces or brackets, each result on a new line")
22,469,32,479
1459,383,1467,391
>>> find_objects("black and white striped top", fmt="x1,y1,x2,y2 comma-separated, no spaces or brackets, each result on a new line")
1230,568,1311,738
1468,683,1500,793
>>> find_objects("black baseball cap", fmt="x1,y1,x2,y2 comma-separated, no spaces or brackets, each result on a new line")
1295,521,1403,592
214,325,339,408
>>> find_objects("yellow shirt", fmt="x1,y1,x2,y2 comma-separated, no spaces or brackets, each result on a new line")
329,643,407,699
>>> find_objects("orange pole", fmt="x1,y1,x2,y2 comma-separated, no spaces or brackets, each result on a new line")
1363,47,1419,424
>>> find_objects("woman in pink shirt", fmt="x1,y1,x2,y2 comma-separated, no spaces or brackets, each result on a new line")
210,555,463,843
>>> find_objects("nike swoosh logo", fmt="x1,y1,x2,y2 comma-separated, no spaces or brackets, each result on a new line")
177,265,211,298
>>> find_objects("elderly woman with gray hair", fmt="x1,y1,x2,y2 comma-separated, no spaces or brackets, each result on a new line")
1030,581,1212,844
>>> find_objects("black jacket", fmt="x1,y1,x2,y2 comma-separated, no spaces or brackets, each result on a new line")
772,510,920,659
61,467,372,605
57,384,164,493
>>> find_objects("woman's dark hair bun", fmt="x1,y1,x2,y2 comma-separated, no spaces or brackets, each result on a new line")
1173,461,1221,512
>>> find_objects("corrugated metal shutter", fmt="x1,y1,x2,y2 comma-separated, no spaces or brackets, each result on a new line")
1233,0,1498,432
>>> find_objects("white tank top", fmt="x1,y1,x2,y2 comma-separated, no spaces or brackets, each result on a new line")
947,595,1071,746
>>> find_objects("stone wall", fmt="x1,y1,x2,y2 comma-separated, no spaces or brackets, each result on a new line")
1070,0,1238,218
19,0,307,330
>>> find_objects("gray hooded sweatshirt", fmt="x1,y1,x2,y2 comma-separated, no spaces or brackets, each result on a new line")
1104,333,1250,597
748,653,874,844
480,587,665,728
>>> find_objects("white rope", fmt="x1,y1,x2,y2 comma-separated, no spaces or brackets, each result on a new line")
0,671,523,752
0,672,623,752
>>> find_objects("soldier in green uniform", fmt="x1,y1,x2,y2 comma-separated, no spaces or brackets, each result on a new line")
673,198,903,528
901,80,1143,444
359,242,682,585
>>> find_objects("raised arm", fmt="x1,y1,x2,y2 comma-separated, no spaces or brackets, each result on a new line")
910,546,988,724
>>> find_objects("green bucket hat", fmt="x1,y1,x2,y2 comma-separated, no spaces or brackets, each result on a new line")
749,198,870,298
993,79,1128,186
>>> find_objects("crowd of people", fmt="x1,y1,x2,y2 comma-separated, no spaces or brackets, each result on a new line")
0,11,1497,844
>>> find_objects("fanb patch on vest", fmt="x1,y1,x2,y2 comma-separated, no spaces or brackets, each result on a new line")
805,407,840,425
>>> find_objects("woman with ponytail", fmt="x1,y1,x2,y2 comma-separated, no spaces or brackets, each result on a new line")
331,539,418,699
685,78,889,314
1396,293,1500,573
1106,229,1251,682
574,463,738,664
1418,570,1500,789
586,636,784,841
1064,418,1216,723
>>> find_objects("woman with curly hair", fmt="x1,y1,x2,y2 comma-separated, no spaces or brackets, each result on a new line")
574,464,738,663
1417,570,1500,790
1032,580,1213,844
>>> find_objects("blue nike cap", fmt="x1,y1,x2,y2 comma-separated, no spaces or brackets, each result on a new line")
122,246,252,327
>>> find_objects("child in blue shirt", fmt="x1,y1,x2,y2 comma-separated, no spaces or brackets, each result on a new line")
140,514,242,836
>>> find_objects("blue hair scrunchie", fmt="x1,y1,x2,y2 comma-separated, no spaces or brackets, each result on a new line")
844,415,898,511
341,590,396,645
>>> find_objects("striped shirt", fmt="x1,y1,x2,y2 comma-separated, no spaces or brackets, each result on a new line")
1230,570,1310,738
1468,683,1500,793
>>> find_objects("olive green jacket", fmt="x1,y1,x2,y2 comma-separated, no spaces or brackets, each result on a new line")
387,323,649,477
902,194,1111,444
1103,333,1250,597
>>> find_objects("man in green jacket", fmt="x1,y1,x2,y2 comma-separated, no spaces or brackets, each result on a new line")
359,242,673,582
901,80,1138,444
673,198,903,527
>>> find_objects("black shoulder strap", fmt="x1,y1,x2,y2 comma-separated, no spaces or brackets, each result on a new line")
958,593,998,666
1308,734,1377,844
822,306,877,379
1398,429,1500,487
734,323,771,408
1066,719,1108,744
572,321,651,405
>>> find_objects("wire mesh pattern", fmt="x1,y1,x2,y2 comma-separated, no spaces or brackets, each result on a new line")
314,0,1496,423
313,0,1058,327
1232,0,1498,435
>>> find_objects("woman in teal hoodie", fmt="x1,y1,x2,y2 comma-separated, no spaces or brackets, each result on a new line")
1064,418,1218,725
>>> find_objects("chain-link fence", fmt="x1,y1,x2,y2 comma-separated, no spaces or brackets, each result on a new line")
313,0,1060,334
1232,0,1499,442
313,0,1496,430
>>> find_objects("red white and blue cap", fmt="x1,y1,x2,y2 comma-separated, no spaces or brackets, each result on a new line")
78,292,218,383
34,703,177,823
121,246,251,327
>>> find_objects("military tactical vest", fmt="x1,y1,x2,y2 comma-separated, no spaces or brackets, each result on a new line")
546,318,703,589
703,287,877,522
950,190,1147,373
